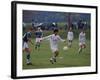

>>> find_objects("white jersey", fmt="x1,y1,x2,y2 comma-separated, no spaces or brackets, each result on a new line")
43,34,65,52
67,31,74,40
79,32,86,43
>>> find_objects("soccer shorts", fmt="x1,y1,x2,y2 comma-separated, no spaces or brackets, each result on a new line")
67,37,73,41
23,42,29,49
79,42,85,46
35,38,42,43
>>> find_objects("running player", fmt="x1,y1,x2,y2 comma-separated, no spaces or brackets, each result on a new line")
42,29,65,64
78,30,86,54
23,28,33,65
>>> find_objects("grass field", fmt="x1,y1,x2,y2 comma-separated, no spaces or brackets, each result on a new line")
23,39,91,69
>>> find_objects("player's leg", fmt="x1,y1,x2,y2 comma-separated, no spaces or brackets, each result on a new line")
53,50,59,62
35,43,38,49
38,38,42,49
35,38,38,49
36,42,40,50
71,40,73,46
50,49,59,64
78,43,82,54
37,39,41,50
24,42,32,65
68,40,70,47
68,40,71,47
69,40,73,47
35,38,40,50
83,43,86,48
23,42,25,52
50,53,54,64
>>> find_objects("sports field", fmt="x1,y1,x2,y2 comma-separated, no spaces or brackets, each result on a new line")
23,39,91,69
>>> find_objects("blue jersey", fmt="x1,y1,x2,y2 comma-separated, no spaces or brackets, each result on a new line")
23,32,32,42
35,31,42,38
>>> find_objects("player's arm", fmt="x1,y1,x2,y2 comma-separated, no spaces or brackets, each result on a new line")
58,36,66,42
42,35,51,40
28,38,34,45
28,33,34,45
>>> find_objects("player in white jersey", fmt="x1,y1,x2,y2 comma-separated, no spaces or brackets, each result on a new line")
42,29,65,64
67,27,74,47
78,30,86,53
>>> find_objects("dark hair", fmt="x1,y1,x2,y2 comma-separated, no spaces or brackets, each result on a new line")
53,29,59,33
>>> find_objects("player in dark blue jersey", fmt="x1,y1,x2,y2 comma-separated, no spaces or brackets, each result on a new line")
35,27,43,50
23,28,33,65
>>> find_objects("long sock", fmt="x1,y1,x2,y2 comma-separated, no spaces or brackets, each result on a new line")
50,54,55,61
69,42,72,47
37,43,40,50
26,53,31,63
38,42,41,47
52,54,56,62
78,48,82,53
35,43,40,50
35,44,37,49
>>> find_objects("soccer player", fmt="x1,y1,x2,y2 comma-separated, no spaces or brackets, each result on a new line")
42,29,65,64
78,30,86,54
67,27,74,47
23,28,33,65
35,27,43,50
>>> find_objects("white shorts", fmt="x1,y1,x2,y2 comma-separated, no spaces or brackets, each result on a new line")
51,47,58,53
67,37,73,41
23,42,29,49
35,38,42,43
79,42,85,46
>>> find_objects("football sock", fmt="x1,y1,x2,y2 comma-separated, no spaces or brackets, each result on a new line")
52,55,56,62
68,42,71,47
78,48,82,53
26,53,31,63
35,44,37,49
35,43,40,50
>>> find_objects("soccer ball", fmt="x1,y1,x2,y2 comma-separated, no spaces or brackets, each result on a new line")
63,46,68,50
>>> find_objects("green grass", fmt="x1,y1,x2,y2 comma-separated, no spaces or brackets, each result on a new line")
23,39,91,69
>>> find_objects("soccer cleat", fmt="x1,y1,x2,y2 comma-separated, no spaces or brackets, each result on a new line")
50,59,54,64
